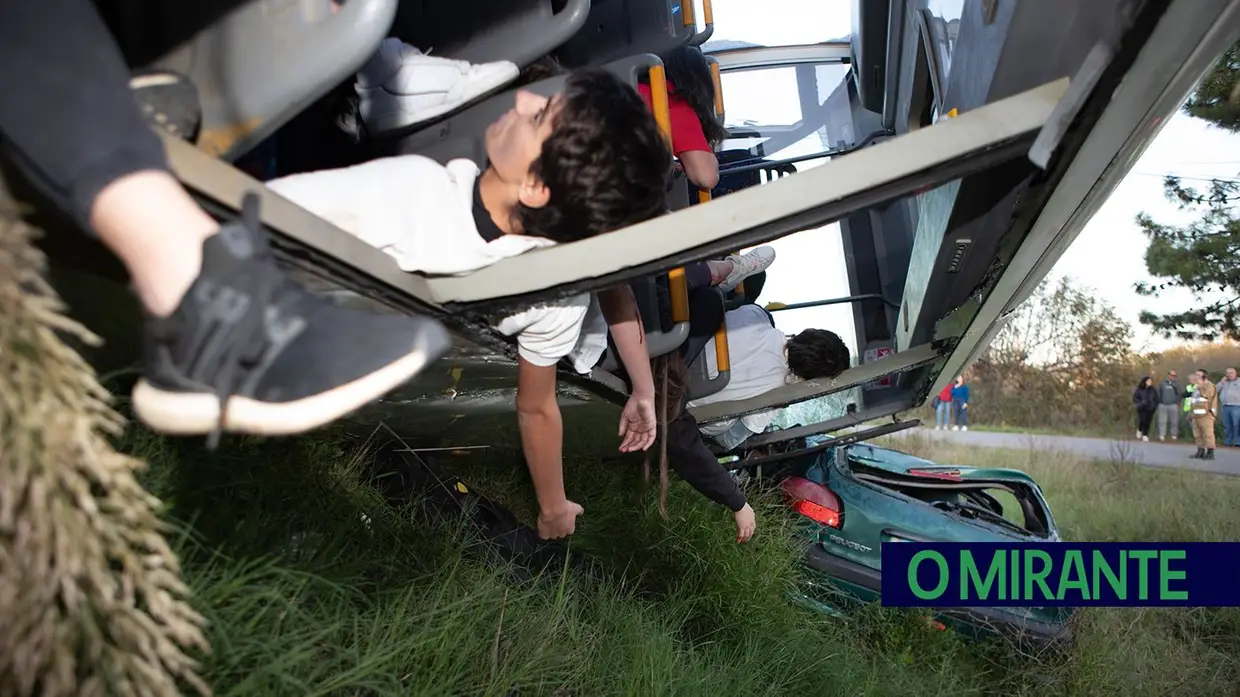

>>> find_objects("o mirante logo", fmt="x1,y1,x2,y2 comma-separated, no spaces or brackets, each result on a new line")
880,542,1240,607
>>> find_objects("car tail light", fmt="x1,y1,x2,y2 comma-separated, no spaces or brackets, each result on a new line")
781,477,843,528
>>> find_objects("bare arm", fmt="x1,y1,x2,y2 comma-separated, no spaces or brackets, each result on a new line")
680,150,720,190
516,357,581,538
597,286,654,399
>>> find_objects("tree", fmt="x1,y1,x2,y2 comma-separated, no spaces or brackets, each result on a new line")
1135,41,1240,341
986,276,1130,373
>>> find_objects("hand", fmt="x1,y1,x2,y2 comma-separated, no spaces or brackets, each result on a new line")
734,503,756,543
537,501,584,540
618,392,657,453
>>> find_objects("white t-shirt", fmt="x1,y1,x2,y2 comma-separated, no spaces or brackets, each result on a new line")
687,304,790,439
266,155,590,367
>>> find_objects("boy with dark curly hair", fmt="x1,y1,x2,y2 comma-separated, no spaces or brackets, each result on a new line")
268,64,673,541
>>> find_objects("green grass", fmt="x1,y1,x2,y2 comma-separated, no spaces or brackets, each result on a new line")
123,406,1240,697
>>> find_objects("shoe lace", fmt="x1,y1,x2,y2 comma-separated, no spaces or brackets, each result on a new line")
203,194,305,449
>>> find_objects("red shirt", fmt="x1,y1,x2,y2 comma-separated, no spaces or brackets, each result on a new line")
937,385,953,403
637,80,712,156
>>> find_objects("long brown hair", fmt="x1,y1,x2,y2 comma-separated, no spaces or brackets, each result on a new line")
644,350,688,518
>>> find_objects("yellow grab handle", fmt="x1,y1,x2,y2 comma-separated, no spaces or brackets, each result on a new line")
713,323,731,372
648,64,673,148
709,60,724,117
702,0,713,24
668,267,690,323
682,0,695,26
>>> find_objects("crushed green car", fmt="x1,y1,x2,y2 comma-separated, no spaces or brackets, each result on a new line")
758,439,1074,649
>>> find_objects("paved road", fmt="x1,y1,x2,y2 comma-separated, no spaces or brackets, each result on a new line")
891,427,1240,477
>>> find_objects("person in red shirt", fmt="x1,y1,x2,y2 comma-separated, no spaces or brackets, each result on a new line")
637,46,727,190
935,383,954,429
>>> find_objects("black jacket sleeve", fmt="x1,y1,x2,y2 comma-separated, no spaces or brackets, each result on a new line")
664,409,748,512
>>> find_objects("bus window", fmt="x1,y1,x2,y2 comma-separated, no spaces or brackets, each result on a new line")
719,61,851,163
924,0,963,80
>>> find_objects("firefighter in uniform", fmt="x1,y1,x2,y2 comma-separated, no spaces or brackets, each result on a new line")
1189,369,1219,460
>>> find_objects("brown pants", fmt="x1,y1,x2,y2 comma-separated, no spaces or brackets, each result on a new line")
1193,415,1216,449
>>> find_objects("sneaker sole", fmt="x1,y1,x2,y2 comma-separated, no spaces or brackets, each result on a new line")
131,328,449,436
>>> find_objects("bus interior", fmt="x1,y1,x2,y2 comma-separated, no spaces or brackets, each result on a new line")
17,0,1240,461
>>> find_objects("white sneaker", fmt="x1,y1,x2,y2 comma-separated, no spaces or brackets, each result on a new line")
355,38,519,135
718,246,776,292
1142,435,1149,442
961,426,968,432
952,425,960,431
1136,431,1142,439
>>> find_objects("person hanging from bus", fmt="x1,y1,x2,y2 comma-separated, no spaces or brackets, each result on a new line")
266,63,676,540
567,257,850,543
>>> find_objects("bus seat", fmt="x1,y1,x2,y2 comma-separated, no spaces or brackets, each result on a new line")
389,0,591,70
666,170,692,211
378,52,663,163
595,275,689,372
144,0,398,161
552,0,694,69
689,0,715,46
685,288,731,401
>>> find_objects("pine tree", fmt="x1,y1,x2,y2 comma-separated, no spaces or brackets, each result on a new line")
1135,41,1240,341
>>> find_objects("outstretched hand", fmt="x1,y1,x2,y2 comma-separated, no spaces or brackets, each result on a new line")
735,503,756,543
618,393,658,452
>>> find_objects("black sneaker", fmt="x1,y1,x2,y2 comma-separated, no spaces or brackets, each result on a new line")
131,193,450,444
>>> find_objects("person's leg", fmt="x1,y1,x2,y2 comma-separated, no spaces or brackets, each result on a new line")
682,247,776,294
957,401,968,428
0,0,449,439
936,401,948,428
710,419,758,453
683,261,714,292
1191,419,1205,458
1203,415,1216,458
1223,405,1239,447
1155,404,1168,440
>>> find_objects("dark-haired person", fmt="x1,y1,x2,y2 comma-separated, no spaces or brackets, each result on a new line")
268,69,674,540
654,306,848,545
637,45,726,190
1131,376,1158,442
0,0,452,440
688,308,851,451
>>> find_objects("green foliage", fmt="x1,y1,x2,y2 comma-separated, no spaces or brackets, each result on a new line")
964,276,1239,435
121,420,1240,697
1134,41,1240,341
1182,41,1240,132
